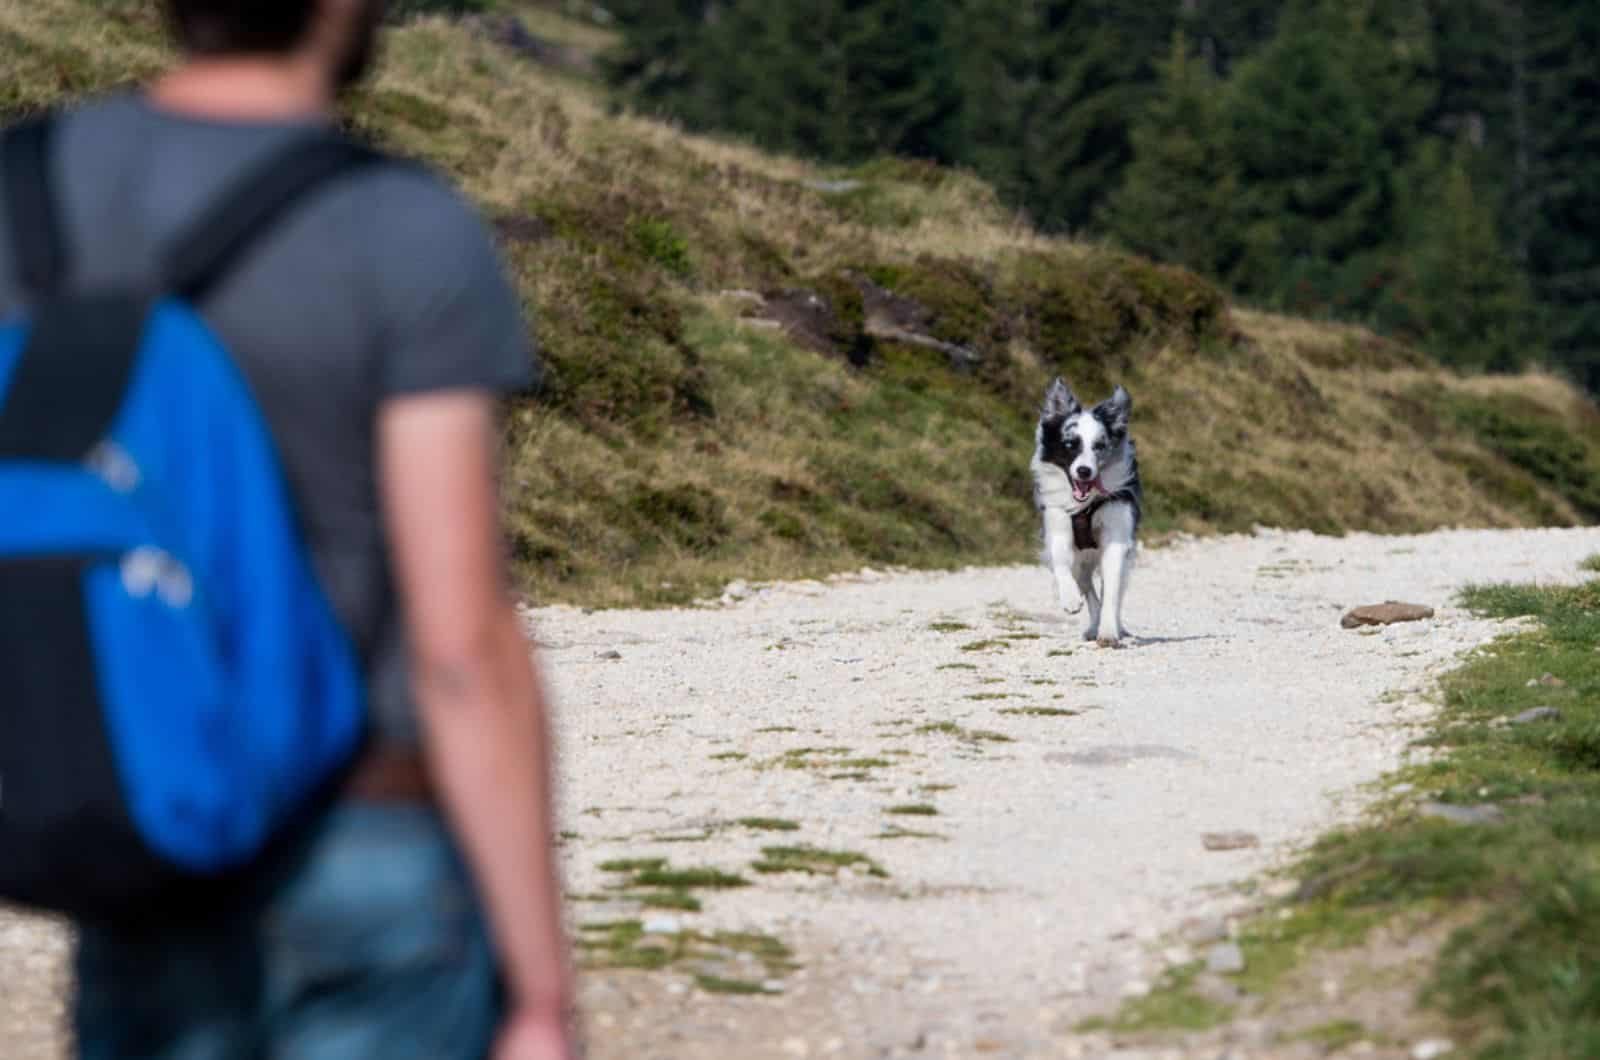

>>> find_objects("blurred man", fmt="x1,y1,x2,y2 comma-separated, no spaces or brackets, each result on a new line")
0,1,574,1056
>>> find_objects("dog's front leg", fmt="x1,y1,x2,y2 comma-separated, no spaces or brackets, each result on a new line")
1096,542,1130,647
1041,507,1083,614
1072,554,1100,641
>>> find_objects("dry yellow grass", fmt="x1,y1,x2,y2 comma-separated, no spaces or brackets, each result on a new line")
3,1,1596,607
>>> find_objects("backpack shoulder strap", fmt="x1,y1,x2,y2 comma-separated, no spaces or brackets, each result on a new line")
2,115,69,299
166,134,383,302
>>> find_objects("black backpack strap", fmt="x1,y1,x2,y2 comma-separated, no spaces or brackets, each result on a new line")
2,116,69,298
166,135,382,302
0,294,148,461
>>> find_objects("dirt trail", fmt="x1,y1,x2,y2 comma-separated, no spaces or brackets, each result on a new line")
4,527,1598,1059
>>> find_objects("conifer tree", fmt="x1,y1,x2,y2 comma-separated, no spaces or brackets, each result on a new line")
1098,32,1238,278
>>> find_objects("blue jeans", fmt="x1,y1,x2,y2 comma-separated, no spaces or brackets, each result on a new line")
73,804,503,1060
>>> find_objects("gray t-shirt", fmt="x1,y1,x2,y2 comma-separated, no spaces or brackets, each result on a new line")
0,95,538,745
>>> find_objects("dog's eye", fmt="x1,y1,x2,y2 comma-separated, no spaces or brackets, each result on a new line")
1094,440,1108,451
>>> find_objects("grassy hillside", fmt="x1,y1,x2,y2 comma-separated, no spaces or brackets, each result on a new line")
5,1,1599,607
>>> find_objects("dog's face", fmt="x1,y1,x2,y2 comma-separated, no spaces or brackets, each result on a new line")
1036,378,1133,503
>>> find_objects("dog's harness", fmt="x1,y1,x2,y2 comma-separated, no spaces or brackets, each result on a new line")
1071,496,1108,551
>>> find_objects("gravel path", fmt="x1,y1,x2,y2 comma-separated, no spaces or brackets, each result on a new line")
4,526,1597,1059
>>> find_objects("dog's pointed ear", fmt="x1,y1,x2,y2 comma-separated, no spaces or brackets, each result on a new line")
1042,377,1081,419
1099,385,1132,433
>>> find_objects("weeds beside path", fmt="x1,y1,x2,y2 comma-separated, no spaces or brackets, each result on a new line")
1099,553,1600,1059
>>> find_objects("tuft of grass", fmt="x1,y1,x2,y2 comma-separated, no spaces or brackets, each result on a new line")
1292,1020,1369,1050
633,867,749,890
1581,554,1600,574
752,845,890,878
1081,963,1233,1034
639,890,702,912
966,692,1022,701
928,621,973,633
998,706,1080,717
920,783,957,793
737,817,801,832
885,803,939,816
915,721,1015,744
959,639,1011,653
694,974,775,995
936,663,980,671
710,751,748,761
875,826,946,840
754,726,800,734
599,858,668,874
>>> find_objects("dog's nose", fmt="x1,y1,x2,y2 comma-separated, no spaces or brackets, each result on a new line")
1074,466,1094,480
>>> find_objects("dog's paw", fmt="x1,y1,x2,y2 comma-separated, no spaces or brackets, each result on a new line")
1096,635,1126,649
1082,629,1099,643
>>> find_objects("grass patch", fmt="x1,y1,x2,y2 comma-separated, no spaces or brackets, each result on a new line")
577,920,796,985
885,803,939,816
1581,554,1600,574
599,858,668,874
998,706,1080,717
639,890,703,912
959,639,1010,653
928,621,973,633
710,751,748,761
754,726,800,734
835,756,894,770
1082,963,1233,1033
694,973,776,995
633,867,749,890
1292,1020,1369,1050
875,826,946,840
752,845,890,878
916,721,1015,744
920,783,957,793
737,817,802,832
966,692,1022,701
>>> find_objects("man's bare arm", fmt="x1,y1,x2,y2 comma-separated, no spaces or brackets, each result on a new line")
378,390,571,1020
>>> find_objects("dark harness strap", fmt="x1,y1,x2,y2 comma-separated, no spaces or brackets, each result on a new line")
1071,497,1107,551
0,294,148,462
0,116,383,461
1,119,68,299
165,136,381,301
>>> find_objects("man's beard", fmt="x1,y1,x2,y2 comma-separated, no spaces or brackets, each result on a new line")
334,0,386,92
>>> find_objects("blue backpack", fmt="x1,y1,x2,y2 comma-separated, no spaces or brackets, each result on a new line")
0,117,374,919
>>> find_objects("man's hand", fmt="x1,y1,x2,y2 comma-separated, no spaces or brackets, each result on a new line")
494,1007,581,1060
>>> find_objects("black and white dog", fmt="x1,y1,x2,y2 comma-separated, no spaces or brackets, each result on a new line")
1030,378,1142,647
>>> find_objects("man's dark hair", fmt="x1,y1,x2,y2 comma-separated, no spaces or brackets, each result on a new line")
165,0,320,55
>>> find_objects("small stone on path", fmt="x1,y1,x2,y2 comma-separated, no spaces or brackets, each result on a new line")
1206,942,1246,975
1192,973,1243,1006
1411,1039,1455,1060
1203,831,1260,851
1512,707,1563,725
597,650,623,660
1419,802,1504,826
1341,602,1435,629
642,914,683,935
1183,916,1229,944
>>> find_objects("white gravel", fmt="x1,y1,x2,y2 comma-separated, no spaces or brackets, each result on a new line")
535,525,1600,1057
4,526,1597,1059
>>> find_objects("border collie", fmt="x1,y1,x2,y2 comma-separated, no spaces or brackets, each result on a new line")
1030,378,1142,647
